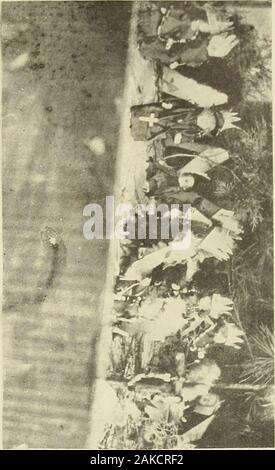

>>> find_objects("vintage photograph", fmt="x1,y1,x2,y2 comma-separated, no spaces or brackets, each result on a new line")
1,0,273,450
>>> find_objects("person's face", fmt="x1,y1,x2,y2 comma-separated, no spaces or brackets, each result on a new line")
178,174,195,190
191,19,210,34
198,393,218,408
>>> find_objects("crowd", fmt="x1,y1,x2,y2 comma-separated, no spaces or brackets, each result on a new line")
101,2,259,450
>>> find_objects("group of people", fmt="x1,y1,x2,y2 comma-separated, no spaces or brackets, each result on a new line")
137,2,238,68
129,1,242,281
109,2,245,448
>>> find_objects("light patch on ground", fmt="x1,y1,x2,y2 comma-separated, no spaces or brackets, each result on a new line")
84,137,106,156
8,52,30,72
31,173,46,184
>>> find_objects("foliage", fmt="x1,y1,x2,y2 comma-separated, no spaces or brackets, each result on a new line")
242,324,274,387
213,103,273,344
215,105,272,230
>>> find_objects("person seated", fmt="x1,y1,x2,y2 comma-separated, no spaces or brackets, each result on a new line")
138,3,238,66
131,100,240,142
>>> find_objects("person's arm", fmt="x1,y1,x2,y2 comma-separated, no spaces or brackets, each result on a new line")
153,159,178,178
170,37,209,68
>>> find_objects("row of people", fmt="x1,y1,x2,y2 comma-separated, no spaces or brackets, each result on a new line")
126,3,242,281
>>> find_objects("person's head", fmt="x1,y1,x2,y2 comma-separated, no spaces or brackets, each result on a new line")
177,172,195,190
194,393,220,416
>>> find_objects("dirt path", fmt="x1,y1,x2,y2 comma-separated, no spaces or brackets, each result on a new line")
2,2,130,449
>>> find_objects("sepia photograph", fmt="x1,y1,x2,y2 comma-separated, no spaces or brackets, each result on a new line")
1,0,273,451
